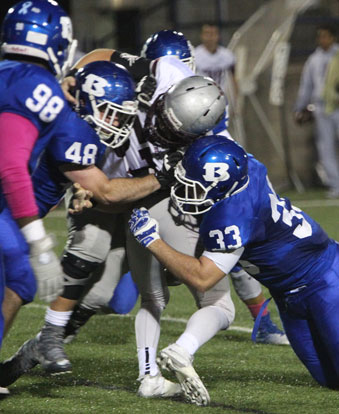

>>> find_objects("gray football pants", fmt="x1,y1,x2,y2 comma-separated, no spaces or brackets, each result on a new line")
65,198,235,320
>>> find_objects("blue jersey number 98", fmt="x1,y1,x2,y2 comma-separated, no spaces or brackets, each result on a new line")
25,84,64,122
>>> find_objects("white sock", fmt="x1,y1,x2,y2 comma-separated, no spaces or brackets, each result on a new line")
176,306,230,356
45,308,73,327
137,346,159,377
176,332,199,356
135,307,161,377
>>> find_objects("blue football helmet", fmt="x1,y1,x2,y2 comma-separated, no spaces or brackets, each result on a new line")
75,61,138,148
140,29,195,72
1,0,76,78
171,135,249,214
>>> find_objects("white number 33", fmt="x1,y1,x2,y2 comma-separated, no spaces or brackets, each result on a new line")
209,225,242,250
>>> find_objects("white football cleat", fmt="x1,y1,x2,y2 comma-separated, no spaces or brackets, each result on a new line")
137,373,182,398
0,387,10,395
158,343,210,406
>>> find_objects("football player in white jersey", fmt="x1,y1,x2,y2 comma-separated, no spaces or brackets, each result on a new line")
140,30,288,347
63,41,286,404
61,54,230,404
0,49,230,404
65,33,288,355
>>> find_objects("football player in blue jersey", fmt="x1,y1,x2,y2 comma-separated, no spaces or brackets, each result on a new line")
0,0,78,353
140,29,288,346
0,58,177,386
129,134,339,396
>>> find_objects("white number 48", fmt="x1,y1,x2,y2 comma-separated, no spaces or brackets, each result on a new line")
65,142,98,165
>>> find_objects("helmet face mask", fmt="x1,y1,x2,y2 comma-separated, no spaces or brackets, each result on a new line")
1,0,77,79
171,135,249,215
171,162,215,214
144,76,227,150
75,61,138,148
141,29,196,72
83,96,138,147
144,94,199,149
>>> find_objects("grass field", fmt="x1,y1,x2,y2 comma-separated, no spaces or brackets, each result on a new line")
1,189,339,414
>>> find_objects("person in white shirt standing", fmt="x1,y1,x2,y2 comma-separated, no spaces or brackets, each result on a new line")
195,23,238,102
294,24,339,199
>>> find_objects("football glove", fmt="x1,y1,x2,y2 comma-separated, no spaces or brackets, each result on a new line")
154,150,184,190
29,234,64,303
129,207,160,248
135,75,157,111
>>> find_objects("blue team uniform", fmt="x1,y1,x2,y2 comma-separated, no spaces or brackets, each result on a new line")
0,61,72,212
32,110,106,217
201,155,339,387
0,60,105,345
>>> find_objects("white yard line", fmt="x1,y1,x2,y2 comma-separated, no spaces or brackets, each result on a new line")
26,303,252,333
292,199,339,208
48,198,339,220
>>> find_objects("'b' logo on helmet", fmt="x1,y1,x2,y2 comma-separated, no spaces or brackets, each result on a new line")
82,74,108,97
202,163,230,182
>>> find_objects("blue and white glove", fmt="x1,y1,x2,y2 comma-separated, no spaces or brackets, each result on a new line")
129,207,160,248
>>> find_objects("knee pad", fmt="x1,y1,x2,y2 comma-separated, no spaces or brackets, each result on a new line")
61,252,102,300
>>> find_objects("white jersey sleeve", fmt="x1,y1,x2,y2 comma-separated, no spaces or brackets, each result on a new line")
202,247,244,275
151,56,194,103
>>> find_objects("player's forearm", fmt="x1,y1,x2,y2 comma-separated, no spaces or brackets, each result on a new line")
63,166,160,206
72,48,115,69
103,174,161,204
148,239,217,292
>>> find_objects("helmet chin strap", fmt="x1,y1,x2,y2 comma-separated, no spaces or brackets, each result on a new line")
47,46,62,79
47,38,78,80
62,39,78,78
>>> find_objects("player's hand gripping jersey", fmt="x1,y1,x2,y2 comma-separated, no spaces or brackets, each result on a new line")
201,156,337,293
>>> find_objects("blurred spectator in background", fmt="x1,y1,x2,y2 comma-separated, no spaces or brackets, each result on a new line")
322,49,339,196
195,23,238,111
294,24,339,199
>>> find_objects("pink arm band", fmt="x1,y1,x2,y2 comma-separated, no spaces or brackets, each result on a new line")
0,112,40,219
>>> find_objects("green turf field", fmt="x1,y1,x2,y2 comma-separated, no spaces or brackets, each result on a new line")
1,189,338,414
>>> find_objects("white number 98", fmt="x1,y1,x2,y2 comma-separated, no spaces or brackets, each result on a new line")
25,84,64,122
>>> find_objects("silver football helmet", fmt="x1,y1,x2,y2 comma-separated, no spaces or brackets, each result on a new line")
144,75,227,149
